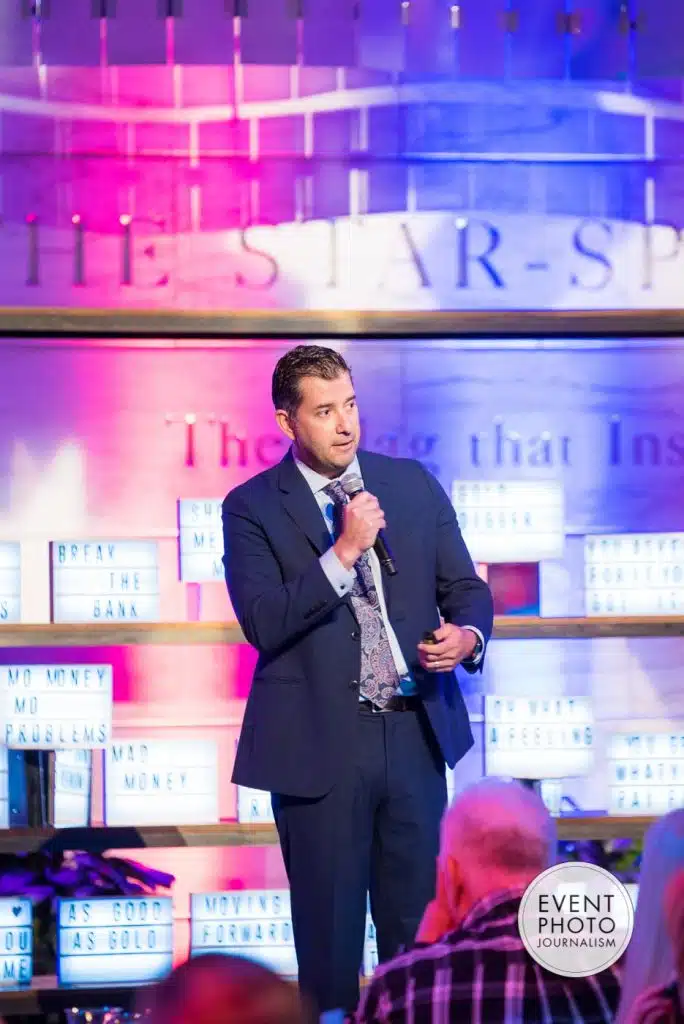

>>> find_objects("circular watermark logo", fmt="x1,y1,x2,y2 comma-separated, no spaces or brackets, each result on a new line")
518,862,634,977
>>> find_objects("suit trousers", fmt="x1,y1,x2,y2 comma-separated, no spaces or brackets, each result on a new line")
271,702,448,1015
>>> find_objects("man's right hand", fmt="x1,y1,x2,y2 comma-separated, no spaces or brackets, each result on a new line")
333,491,386,570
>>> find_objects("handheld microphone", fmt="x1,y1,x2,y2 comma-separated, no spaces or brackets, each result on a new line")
341,474,398,577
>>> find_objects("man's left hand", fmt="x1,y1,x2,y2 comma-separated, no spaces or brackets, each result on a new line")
417,623,478,673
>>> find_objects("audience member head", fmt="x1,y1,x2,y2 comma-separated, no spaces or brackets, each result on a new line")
438,778,557,924
140,954,315,1024
617,810,684,1023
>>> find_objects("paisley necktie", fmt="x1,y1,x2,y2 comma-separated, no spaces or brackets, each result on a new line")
324,480,400,708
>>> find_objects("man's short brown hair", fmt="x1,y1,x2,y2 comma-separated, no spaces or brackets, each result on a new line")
272,345,352,416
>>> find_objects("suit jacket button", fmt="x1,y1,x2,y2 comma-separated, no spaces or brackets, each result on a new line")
351,630,360,640
350,680,359,690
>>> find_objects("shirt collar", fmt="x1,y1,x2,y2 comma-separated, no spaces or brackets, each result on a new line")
294,453,362,497
458,886,528,931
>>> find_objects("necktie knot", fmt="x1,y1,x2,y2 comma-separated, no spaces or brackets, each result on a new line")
323,480,348,506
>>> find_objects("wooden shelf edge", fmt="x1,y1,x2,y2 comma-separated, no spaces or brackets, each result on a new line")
492,615,684,639
0,822,279,854
1,307,684,340
0,617,683,647
556,814,654,841
0,622,246,647
0,817,653,855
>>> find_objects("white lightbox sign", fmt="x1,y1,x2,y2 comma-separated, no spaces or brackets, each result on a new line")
0,665,113,749
178,500,224,583
237,786,274,824
57,896,173,987
105,740,219,826
51,541,160,623
0,899,32,987
190,890,296,976
191,891,378,980
608,732,684,814
451,481,564,563
585,533,684,615
485,697,594,779
0,544,20,624
54,751,91,828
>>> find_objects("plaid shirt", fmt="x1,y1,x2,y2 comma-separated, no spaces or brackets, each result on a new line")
355,888,621,1024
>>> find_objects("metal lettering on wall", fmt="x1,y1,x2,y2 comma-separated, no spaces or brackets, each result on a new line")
155,343,684,543
1,214,683,310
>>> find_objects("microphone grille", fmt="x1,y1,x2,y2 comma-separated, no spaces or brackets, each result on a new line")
341,474,363,497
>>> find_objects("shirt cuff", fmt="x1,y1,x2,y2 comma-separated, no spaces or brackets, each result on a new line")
320,548,356,598
462,625,486,666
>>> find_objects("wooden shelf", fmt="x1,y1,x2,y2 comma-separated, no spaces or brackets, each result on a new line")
556,814,654,841
0,977,140,1017
0,816,653,855
1,306,684,340
0,617,683,647
0,822,279,854
494,615,684,639
0,622,245,648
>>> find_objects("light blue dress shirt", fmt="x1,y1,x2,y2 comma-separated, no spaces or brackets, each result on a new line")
294,456,485,697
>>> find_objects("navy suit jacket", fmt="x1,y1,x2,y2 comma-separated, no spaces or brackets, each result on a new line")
222,449,494,799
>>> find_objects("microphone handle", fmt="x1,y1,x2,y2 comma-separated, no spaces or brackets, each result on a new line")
374,532,397,577
342,481,398,576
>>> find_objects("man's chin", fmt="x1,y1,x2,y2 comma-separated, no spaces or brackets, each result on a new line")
330,445,357,469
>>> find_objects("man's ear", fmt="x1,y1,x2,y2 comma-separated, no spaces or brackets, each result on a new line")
275,409,295,441
444,854,465,918
445,854,461,892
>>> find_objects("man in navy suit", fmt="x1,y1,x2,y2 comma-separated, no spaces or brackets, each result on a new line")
222,345,493,1015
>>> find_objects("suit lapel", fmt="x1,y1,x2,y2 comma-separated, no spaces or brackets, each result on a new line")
277,450,334,556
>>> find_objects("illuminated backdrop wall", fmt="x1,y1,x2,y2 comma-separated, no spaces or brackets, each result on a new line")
2,0,684,965
0,3,684,310
2,333,684,955
2,337,684,779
